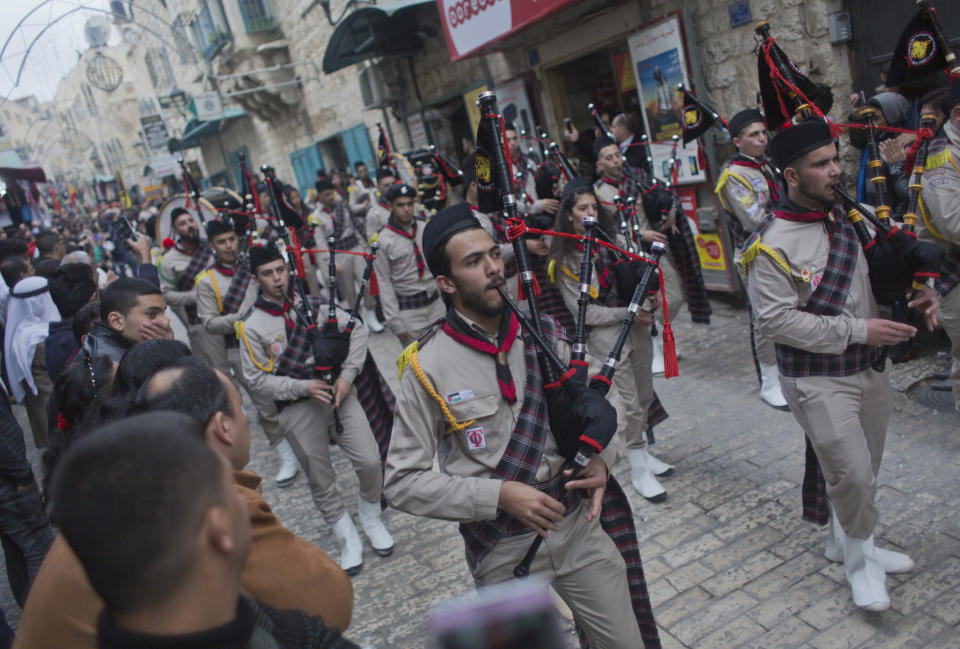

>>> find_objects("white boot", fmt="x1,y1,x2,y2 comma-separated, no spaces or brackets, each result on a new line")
363,307,385,333
651,332,665,376
844,535,890,611
357,497,394,556
825,506,914,573
272,438,299,487
332,513,364,576
627,447,666,502
759,364,789,409
645,447,674,477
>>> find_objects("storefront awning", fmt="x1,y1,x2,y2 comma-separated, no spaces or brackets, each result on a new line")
0,150,46,182
322,0,432,73
93,174,115,183
437,0,581,61
178,107,246,149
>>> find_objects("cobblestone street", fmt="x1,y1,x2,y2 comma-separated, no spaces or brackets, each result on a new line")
5,298,960,648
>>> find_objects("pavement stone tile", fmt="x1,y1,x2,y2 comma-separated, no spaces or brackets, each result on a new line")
669,590,758,646
701,549,784,598
660,532,725,568
712,499,793,543
648,578,680,606
854,611,949,649
750,615,819,648
653,586,714,628
700,525,785,572
797,585,862,631
924,584,960,626
890,555,960,615
656,628,689,649
746,573,841,629
808,612,891,649
692,613,766,649
664,559,716,593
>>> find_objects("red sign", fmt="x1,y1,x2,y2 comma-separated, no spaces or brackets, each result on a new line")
436,0,581,61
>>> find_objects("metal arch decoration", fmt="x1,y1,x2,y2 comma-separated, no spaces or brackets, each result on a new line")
85,51,123,92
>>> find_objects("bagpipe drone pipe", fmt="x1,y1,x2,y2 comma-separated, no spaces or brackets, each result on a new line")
474,91,676,577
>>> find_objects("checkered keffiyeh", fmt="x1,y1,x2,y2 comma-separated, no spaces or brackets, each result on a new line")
175,241,213,291
453,312,662,649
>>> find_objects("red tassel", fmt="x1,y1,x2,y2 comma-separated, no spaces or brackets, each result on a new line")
661,323,680,379
531,273,542,297
517,275,525,301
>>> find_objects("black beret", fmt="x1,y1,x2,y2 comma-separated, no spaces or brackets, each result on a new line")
950,80,960,110
729,109,765,139
248,245,283,272
205,219,234,240
769,119,836,171
422,202,483,276
593,135,617,159
375,166,396,181
315,178,333,193
561,176,595,204
385,183,416,202
49,263,97,319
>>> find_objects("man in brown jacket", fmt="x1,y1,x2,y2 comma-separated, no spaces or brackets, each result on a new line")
14,359,353,649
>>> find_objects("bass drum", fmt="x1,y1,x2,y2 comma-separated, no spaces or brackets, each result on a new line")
155,194,217,242
201,187,250,235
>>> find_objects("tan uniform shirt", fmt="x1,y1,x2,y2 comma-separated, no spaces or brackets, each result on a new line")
918,119,960,251
238,299,368,402
716,156,774,231
594,179,652,232
348,179,375,217
158,244,201,324
743,216,873,353
310,200,363,246
366,200,391,236
555,248,632,356
385,311,575,522
196,263,258,335
373,220,436,336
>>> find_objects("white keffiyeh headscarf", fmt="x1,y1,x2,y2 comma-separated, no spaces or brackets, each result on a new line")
4,276,61,402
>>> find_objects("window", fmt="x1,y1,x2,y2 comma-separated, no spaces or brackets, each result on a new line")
238,0,275,33
144,48,173,91
191,0,231,61
139,97,159,116
172,13,198,64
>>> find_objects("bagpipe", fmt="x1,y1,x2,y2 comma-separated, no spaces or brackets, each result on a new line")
474,91,675,577
377,123,463,213
259,166,379,404
755,19,947,306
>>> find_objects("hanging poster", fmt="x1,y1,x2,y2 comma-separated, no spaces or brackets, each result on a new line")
627,16,706,185
494,77,535,138
406,113,429,148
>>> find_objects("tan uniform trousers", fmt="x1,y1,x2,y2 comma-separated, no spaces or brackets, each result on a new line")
469,500,638,649
657,255,685,323
939,287,960,410
206,342,285,447
398,299,445,338
188,322,221,369
780,368,891,540
604,327,655,450
22,343,52,449
279,388,381,524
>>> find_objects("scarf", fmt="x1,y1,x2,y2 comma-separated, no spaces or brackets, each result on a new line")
384,217,424,278
441,308,520,403
216,256,252,315
174,240,213,291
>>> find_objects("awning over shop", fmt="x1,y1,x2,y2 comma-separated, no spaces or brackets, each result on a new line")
322,0,432,73
93,174,115,183
0,149,46,182
177,107,246,150
437,0,581,61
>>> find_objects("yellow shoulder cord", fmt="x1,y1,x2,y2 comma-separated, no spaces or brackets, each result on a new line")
714,168,754,213
556,263,599,299
738,237,794,280
195,270,223,312
234,320,274,373
402,345,476,435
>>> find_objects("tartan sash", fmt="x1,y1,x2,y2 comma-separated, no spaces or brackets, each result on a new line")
937,249,960,296
174,241,213,291
218,257,252,315
457,312,568,564
332,201,367,244
396,290,438,311
774,209,880,378
257,294,394,459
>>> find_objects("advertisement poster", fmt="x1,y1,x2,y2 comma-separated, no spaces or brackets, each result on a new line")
494,77,535,138
695,233,727,271
627,16,706,185
463,84,491,138
406,113,429,148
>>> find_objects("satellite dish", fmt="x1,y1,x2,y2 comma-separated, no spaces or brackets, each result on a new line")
84,15,112,49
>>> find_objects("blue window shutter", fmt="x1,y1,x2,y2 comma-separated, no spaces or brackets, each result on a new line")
290,145,324,196
342,124,374,172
